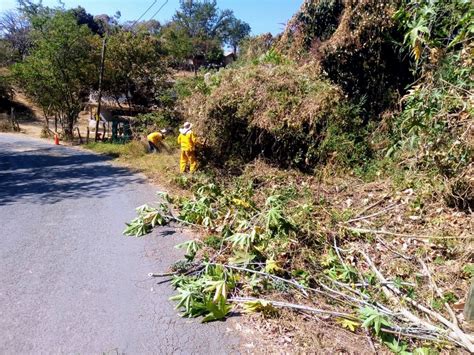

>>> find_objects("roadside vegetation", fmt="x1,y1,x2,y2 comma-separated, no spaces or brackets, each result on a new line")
1,0,473,353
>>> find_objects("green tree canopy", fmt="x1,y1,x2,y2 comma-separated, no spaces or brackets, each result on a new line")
13,10,98,138
162,0,250,69
103,29,169,109
224,18,251,55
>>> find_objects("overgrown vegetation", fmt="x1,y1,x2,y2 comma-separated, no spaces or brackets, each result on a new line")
179,62,370,171
126,161,473,352
1,0,472,352
122,0,472,353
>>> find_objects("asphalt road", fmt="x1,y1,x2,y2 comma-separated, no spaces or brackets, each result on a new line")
0,134,239,354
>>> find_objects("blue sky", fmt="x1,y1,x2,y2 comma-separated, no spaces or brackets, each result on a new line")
0,0,303,35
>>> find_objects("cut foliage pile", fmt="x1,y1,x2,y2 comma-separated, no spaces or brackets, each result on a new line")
125,161,473,353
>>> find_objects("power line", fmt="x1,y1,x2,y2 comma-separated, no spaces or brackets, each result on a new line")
149,0,169,20
131,0,158,27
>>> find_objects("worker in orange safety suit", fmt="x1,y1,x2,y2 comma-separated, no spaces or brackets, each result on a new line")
177,122,197,173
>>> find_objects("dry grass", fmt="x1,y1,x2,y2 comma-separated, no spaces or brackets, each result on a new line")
84,140,186,195
217,159,473,353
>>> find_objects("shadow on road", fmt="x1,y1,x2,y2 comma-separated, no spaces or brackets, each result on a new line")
0,145,143,206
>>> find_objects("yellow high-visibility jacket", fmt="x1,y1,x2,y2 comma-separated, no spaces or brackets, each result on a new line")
177,130,196,151
147,132,163,145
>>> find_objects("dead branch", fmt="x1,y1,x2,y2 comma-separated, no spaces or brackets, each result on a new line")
375,236,414,260
213,263,310,297
347,202,398,223
353,193,389,218
419,258,459,327
229,296,354,318
346,227,473,240
365,328,377,354
148,271,177,277
360,251,474,352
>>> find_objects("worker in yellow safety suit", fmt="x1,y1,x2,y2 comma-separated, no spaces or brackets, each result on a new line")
147,129,167,153
177,122,197,173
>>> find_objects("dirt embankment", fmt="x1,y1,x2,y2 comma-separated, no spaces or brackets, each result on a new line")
2,90,92,140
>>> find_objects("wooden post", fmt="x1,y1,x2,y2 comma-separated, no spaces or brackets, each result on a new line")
95,36,107,142
75,127,83,144
465,280,474,323
86,127,90,144
10,107,15,131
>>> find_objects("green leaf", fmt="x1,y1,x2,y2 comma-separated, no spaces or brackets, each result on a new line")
336,318,360,332
201,297,232,322
203,279,228,302
228,250,255,265
242,300,278,316
175,240,202,260
359,307,391,336
265,258,282,274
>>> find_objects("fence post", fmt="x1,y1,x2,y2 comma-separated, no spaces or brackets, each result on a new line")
10,107,15,130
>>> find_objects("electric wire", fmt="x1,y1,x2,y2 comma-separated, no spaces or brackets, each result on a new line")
130,0,158,27
149,0,169,20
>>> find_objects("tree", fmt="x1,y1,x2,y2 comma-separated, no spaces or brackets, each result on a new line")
128,19,161,35
70,6,101,35
102,29,169,109
0,39,16,65
0,10,31,60
13,11,98,138
163,0,246,71
224,17,251,55
173,0,233,39
93,12,121,35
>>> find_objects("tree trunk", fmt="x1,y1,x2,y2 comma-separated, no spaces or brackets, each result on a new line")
63,114,75,141
193,56,198,76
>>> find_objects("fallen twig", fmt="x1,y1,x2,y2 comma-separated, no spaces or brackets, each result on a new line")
354,194,389,218
211,263,310,297
229,297,354,319
148,271,177,277
360,250,474,352
214,262,389,312
345,227,473,240
376,236,414,260
365,328,377,354
419,258,459,328
347,202,399,223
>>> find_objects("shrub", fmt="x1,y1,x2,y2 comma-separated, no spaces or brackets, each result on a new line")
276,0,413,118
134,110,181,135
0,71,13,109
181,62,368,171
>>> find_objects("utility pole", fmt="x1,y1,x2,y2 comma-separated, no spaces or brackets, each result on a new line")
95,36,107,142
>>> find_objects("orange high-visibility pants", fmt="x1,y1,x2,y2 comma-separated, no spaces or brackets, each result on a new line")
180,150,197,173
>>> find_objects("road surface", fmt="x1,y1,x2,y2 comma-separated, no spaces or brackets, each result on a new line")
0,133,240,354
